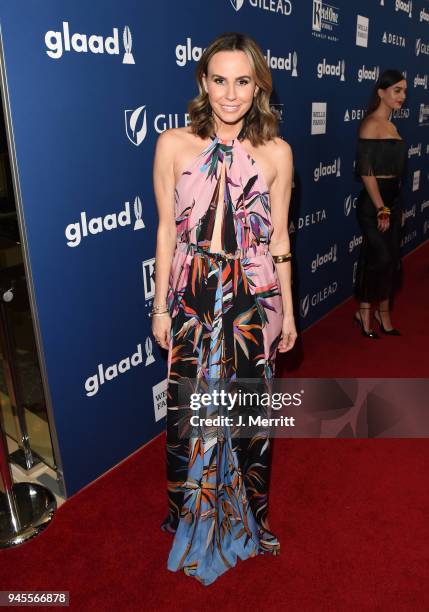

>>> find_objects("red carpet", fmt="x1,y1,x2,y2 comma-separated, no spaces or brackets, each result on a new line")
278,239,429,378
2,241,428,611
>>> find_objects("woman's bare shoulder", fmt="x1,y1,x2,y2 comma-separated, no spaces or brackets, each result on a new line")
263,136,293,164
156,127,207,157
359,115,381,138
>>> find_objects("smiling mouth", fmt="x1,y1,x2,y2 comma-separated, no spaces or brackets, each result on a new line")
220,105,240,112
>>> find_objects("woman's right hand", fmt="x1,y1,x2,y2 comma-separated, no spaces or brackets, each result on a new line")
152,314,172,350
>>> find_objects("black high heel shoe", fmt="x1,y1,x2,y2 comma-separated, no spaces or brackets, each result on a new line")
374,310,401,336
353,307,380,339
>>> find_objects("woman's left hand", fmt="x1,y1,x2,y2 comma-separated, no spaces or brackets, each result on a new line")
278,314,297,353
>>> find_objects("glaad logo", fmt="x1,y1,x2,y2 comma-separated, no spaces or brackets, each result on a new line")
176,38,205,67
356,15,369,48
144,337,156,366
382,32,406,47
358,65,379,82
414,74,428,89
125,105,147,146
311,244,337,273
312,0,340,42
142,257,156,301
288,209,327,234
403,205,416,220
344,108,367,122
419,103,429,125
65,197,144,247
153,379,168,422
300,282,338,318
317,58,345,80
311,102,327,135
401,230,417,246
314,158,341,182
412,170,421,192
265,50,298,75
229,0,293,15
349,234,363,254
45,22,134,63
416,38,429,56
123,26,135,64
420,8,429,23
395,0,412,17
344,194,358,216
85,343,145,397
408,143,422,157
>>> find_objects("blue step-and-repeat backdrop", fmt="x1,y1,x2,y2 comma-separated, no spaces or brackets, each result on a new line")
0,0,428,495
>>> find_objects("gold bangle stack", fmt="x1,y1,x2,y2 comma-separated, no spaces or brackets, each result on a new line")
149,303,169,318
272,252,292,263
377,206,391,220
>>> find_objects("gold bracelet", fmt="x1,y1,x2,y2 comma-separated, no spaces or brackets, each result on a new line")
272,252,292,263
152,303,168,312
149,310,169,318
376,206,391,217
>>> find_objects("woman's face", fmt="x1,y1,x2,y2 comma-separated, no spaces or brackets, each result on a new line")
202,50,259,129
378,79,407,110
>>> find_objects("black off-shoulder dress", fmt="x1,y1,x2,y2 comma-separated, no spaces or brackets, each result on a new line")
354,138,407,303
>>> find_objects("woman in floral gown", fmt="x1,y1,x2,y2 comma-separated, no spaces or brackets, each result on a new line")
152,32,296,585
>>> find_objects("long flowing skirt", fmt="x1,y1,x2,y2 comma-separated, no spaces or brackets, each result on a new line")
354,178,403,303
162,249,282,585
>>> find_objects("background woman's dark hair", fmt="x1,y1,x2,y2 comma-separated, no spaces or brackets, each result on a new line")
188,32,278,146
366,69,406,115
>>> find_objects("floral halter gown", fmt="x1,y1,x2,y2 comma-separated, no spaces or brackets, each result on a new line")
162,129,284,586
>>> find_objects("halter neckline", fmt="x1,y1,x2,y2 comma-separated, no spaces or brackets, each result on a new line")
212,124,246,146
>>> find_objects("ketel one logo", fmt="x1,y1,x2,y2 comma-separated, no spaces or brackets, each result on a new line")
45,22,135,63
65,197,144,247
125,105,147,146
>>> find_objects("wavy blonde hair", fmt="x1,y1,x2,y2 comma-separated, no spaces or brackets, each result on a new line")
188,32,278,146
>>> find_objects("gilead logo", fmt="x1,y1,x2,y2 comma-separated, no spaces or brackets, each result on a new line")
65,197,144,247
45,22,134,62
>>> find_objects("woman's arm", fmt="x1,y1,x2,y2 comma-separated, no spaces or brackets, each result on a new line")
358,118,390,233
268,138,297,352
152,130,178,349
360,175,385,210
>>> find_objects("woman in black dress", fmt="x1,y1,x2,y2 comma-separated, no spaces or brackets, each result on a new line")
354,69,407,338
